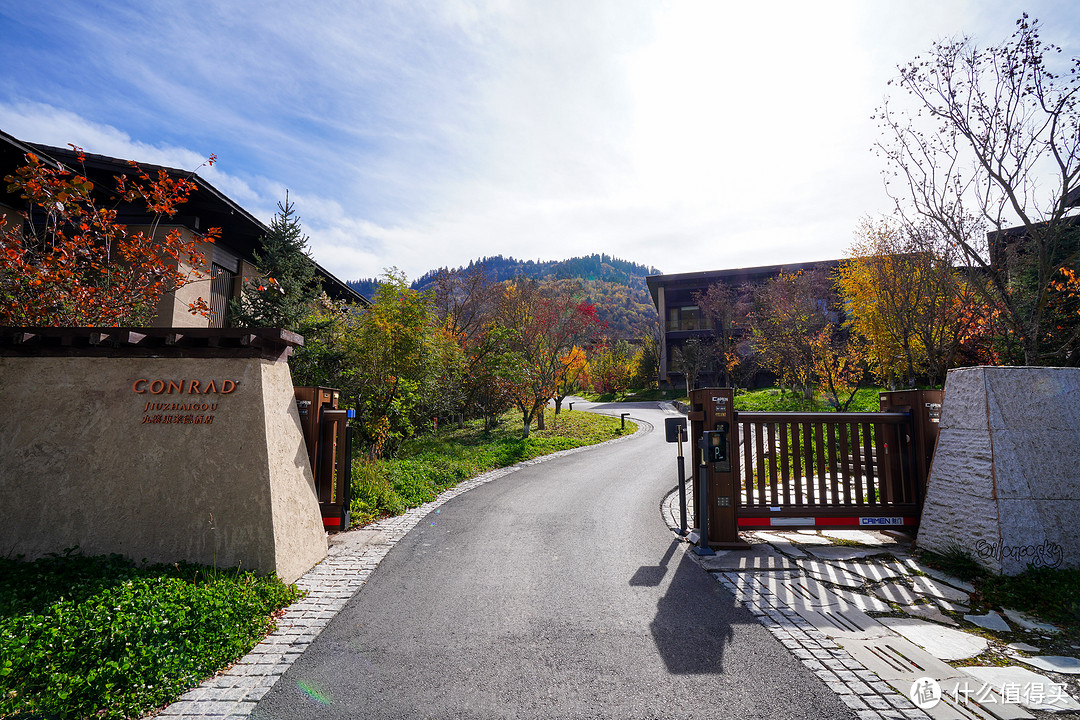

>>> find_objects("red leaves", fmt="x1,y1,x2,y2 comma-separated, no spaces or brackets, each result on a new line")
0,149,219,326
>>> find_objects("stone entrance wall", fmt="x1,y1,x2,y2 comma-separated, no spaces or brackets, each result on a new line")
0,329,327,583
917,366,1080,575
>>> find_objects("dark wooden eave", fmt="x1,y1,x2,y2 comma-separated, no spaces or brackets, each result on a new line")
0,327,303,362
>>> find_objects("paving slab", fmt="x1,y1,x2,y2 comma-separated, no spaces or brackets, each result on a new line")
821,529,886,545
903,603,959,627
1016,655,1080,675
696,544,799,571
793,601,892,640
829,586,893,613
836,635,964,683
837,560,905,583
922,568,976,594
1002,609,1061,634
755,574,844,609
872,581,921,606
797,559,867,588
908,575,972,603
878,617,989,661
900,559,977,592
806,545,887,561
964,611,1011,633
784,531,837,545
934,598,970,613
751,531,809,558
1006,643,1041,654
962,665,1080,713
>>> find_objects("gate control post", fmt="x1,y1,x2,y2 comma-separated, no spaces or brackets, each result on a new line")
620,412,629,430
688,388,750,549
879,389,943,508
664,416,689,535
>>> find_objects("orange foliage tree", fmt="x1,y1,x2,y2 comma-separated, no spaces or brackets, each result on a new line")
498,280,599,438
0,147,219,326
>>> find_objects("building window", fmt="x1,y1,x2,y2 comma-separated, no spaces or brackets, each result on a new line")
209,263,235,328
667,305,710,332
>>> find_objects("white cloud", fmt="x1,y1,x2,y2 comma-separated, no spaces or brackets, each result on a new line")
3,0,1080,283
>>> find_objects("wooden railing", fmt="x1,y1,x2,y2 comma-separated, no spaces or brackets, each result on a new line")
735,411,919,519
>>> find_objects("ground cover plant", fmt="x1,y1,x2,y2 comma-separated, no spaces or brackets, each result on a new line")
918,548,1080,627
350,408,632,526
0,550,302,719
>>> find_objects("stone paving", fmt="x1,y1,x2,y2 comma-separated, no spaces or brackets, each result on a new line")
157,426,646,719
661,487,1080,718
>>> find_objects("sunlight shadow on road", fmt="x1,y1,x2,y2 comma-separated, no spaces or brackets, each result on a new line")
647,550,750,674
629,539,679,586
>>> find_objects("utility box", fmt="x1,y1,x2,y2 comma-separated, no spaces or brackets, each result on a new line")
688,388,745,547
295,386,352,531
879,389,943,506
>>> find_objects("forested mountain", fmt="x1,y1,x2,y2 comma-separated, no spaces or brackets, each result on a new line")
346,254,661,339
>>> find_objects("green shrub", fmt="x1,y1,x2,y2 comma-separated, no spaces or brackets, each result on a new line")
0,551,302,719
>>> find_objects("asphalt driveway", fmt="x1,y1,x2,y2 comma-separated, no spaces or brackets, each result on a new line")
254,401,855,719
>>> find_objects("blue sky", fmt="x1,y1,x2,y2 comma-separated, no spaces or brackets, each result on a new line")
1,1,1078,283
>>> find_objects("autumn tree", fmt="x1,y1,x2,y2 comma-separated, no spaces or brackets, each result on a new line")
836,217,986,387
428,263,514,427
554,345,589,416
694,282,749,387
877,14,1080,364
230,192,321,331
811,325,866,411
631,326,661,390
670,337,718,397
1,148,219,326
749,270,834,399
497,279,599,438
338,270,435,455
590,341,633,396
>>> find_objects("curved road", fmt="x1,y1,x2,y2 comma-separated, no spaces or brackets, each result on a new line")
255,402,855,719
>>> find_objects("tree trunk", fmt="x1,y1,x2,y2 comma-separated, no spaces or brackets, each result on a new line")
521,410,532,438
554,397,563,415
536,409,545,430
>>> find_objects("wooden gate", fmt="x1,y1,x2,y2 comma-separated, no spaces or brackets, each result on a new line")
731,391,941,531
295,386,353,531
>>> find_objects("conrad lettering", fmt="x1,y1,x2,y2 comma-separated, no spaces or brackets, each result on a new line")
132,379,238,394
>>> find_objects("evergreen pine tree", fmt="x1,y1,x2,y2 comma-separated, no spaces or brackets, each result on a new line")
230,192,321,330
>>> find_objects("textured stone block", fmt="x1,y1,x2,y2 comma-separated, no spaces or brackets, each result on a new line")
0,357,327,582
917,366,1080,575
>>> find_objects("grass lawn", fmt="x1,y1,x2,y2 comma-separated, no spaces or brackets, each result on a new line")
579,385,895,412
0,551,301,719
350,407,633,527
732,386,885,412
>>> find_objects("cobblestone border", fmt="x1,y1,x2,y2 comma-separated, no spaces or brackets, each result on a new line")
660,489,932,720
157,413,650,719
